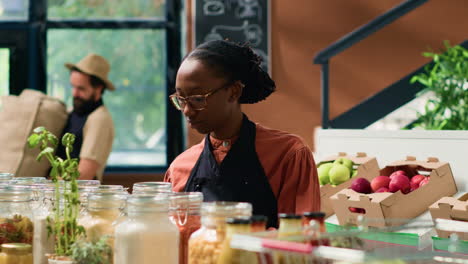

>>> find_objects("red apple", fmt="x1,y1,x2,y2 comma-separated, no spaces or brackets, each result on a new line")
419,177,430,187
351,178,372,194
389,174,410,194
371,176,391,192
375,187,390,193
389,170,408,180
410,174,426,186
349,207,365,214
410,182,420,192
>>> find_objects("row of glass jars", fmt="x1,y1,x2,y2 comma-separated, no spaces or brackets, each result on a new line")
0,175,326,264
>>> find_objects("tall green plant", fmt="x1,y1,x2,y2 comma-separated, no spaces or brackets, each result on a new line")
28,127,85,257
410,41,468,130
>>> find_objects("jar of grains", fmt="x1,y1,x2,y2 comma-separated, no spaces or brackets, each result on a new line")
188,202,252,264
114,194,179,264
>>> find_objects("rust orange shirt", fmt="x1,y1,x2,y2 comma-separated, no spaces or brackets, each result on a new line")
164,123,320,215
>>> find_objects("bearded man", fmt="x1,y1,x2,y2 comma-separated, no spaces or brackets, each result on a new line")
56,53,115,182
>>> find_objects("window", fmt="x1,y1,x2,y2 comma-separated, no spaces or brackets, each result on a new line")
0,0,28,21
0,0,184,171
0,48,8,96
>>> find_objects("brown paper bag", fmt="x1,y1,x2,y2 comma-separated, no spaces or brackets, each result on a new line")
0,89,67,177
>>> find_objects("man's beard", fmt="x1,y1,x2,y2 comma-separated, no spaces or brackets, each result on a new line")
73,96,99,115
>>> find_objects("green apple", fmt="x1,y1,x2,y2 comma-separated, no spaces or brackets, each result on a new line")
317,163,334,185
352,169,358,178
333,157,354,171
329,164,351,185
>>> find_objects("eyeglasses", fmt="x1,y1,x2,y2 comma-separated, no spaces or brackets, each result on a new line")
169,82,231,111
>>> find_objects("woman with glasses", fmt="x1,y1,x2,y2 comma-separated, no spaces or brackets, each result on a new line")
164,40,320,228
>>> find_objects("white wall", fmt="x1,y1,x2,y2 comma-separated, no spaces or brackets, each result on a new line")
314,129,468,193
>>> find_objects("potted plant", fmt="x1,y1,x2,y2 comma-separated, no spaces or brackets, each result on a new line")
70,236,112,264
28,127,85,264
409,41,468,130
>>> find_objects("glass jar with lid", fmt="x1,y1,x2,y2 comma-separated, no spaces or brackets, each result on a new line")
188,202,252,264
78,185,100,216
114,194,179,264
0,187,34,246
97,185,128,193
217,218,257,264
169,192,203,264
10,177,47,185
0,173,13,185
132,181,172,193
77,179,100,186
0,243,33,264
277,214,303,238
33,186,55,264
80,192,127,241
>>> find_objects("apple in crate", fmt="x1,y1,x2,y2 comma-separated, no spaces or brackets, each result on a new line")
419,177,430,187
370,176,391,192
389,170,408,180
376,187,390,193
389,174,411,194
410,174,425,186
333,158,354,171
329,164,351,185
317,163,334,185
350,178,372,194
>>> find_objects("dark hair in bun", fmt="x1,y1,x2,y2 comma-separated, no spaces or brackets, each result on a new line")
185,40,276,104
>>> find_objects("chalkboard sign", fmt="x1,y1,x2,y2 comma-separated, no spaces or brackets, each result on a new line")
193,0,270,73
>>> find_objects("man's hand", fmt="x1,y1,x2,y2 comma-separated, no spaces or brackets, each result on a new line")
78,158,100,180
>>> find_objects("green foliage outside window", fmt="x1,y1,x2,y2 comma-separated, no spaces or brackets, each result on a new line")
48,0,165,18
47,29,167,158
410,41,468,130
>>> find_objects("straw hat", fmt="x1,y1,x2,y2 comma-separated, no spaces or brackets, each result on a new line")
65,53,115,91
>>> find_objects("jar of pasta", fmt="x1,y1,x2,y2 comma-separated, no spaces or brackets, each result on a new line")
188,202,252,264
170,192,203,264
0,187,34,247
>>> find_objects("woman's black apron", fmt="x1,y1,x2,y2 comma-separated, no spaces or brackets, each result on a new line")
184,115,278,228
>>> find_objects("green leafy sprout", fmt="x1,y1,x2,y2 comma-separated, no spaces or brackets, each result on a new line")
28,126,85,257
410,41,468,130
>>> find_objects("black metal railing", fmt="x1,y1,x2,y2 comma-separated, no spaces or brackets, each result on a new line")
313,0,429,128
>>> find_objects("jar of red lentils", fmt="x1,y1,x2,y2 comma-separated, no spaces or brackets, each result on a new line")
170,192,203,264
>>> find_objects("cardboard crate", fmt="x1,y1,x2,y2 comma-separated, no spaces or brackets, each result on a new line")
330,156,458,228
429,193,468,240
318,152,380,218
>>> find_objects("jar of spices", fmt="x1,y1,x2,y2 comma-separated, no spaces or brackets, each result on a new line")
188,202,252,264
302,212,326,233
132,182,172,194
250,215,267,232
114,194,179,264
217,218,258,264
0,187,34,247
169,192,203,264
0,243,33,264
277,214,303,238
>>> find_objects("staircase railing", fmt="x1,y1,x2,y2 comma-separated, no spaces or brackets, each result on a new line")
313,0,429,128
